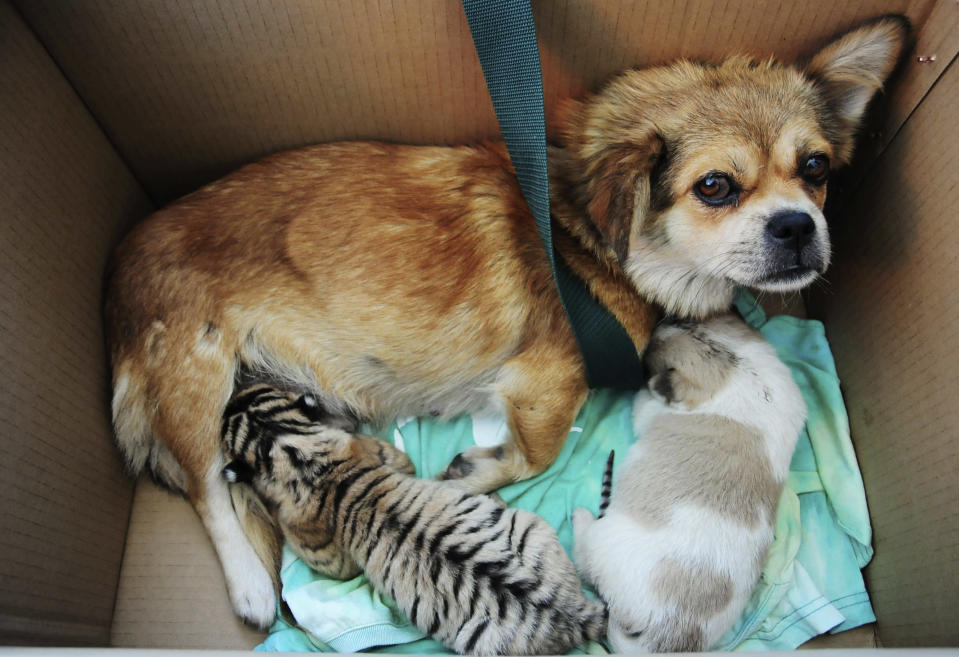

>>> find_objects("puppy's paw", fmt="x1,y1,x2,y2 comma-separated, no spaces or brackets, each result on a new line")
648,369,679,404
650,369,702,410
224,552,277,629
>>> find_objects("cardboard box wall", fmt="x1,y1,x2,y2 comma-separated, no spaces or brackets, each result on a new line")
0,0,956,650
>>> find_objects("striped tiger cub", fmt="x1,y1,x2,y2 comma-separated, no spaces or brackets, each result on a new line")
220,384,608,655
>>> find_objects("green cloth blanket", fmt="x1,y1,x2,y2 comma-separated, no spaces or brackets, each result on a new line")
257,291,874,652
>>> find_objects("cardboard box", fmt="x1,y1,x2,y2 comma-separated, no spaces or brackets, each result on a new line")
0,0,956,651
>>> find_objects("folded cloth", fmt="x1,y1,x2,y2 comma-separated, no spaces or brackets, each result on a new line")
256,290,874,653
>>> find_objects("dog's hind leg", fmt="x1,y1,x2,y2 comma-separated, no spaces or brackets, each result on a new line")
190,454,278,628
440,345,587,493
127,322,279,628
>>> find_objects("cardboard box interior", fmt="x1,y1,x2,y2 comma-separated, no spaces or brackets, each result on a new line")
0,0,956,650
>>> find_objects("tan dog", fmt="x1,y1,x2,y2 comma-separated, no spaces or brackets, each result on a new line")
105,17,907,627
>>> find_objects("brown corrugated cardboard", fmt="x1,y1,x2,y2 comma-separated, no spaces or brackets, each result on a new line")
800,625,879,649
0,0,956,651
880,0,959,153
13,0,495,204
15,0,934,205
0,0,153,647
110,482,264,649
807,55,959,646
535,0,934,122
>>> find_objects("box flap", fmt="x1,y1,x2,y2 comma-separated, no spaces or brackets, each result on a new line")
110,481,264,649
0,0,152,645
807,49,959,645
16,0,934,204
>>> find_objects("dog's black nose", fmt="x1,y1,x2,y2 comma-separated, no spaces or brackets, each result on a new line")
766,211,815,250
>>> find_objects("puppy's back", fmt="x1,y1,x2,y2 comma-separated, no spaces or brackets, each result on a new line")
593,317,806,651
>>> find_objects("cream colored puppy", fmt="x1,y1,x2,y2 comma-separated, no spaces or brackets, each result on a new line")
573,315,806,652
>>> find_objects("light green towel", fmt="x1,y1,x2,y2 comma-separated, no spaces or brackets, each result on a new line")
257,290,874,653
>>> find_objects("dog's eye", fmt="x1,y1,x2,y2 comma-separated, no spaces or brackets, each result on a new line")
801,154,829,184
694,173,736,206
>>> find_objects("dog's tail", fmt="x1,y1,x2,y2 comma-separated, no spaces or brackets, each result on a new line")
599,450,615,518
229,482,284,591
110,364,192,494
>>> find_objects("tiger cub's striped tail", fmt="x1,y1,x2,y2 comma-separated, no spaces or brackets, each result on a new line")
599,450,615,518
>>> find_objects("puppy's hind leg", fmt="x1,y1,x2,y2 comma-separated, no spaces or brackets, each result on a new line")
572,508,597,550
571,508,599,586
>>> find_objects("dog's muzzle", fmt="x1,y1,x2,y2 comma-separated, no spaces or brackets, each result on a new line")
761,210,826,283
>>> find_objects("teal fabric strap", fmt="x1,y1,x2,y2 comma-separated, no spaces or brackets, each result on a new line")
462,0,645,390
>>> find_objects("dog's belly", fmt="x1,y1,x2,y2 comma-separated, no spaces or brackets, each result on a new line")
236,303,511,422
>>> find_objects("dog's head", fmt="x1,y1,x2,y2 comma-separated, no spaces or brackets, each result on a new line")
554,17,909,318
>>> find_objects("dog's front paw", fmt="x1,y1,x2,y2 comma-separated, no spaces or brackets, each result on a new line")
439,452,475,480
438,446,513,494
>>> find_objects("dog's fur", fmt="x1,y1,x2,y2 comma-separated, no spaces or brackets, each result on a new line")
573,315,807,652
104,18,907,627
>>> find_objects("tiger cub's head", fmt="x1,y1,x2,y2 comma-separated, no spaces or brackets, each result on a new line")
221,384,414,490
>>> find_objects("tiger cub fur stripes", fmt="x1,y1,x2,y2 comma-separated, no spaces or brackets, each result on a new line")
221,384,607,655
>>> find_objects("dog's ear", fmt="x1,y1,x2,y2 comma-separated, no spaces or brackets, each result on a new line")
558,98,664,263
804,16,910,161
584,136,664,263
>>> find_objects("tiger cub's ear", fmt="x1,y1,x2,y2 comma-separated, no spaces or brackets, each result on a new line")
223,460,255,483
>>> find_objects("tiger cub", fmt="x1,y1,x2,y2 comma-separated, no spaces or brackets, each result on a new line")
221,384,607,655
